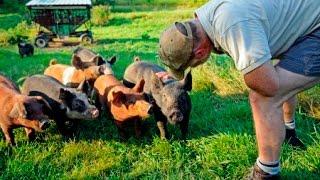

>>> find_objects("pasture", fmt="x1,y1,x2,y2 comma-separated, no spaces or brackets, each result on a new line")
0,1,319,179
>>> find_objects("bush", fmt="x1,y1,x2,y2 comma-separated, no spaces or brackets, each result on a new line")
91,5,110,26
0,21,36,46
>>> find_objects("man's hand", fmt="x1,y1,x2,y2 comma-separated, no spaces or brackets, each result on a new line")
244,61,279,97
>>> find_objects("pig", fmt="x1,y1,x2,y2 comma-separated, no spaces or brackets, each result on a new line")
0,74,50,145
21,75,99,135
94,74,152,139
44,56,115,92
18,42,34,58
123,60,192,140
72,47,116,69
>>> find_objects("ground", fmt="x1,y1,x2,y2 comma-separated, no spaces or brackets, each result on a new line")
0,3,319,179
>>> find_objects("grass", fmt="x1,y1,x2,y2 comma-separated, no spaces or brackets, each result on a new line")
0,5,320,179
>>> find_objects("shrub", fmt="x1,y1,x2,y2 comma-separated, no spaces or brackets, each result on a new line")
91,5,110,26
0,21,36,46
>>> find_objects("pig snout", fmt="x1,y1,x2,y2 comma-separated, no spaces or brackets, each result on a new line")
40,119,50,130
89,108,99,119
168,111,183,124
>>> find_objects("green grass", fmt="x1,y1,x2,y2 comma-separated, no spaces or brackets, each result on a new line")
0,6,320,179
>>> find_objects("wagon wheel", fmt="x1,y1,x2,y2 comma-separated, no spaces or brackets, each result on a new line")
35,36,48,48
80,34,93,44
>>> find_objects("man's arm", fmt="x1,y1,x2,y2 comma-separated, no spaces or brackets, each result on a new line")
219,19,278,96
244,61,279,97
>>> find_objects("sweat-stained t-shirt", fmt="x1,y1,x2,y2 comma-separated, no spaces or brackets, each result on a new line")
195,0,320,74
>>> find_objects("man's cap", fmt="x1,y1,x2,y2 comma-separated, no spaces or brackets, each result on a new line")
159,22,194,79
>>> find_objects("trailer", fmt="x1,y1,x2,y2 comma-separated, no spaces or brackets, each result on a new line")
26,0,93,48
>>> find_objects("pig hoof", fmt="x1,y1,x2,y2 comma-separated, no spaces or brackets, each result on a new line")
160,136,167,140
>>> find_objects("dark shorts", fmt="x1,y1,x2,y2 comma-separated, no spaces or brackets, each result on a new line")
278,28,320,76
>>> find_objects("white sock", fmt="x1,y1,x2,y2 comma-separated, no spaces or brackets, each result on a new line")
256,158,280,175
285,119,295,130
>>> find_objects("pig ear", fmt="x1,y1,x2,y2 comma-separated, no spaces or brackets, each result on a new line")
9,102,27,119
71,54,84,69
107,56,117,65
77,80,91,95
151,73,164,93
98,65,106,74
59,88,73,100
35,96,52,114
133,79,145,93
180,71,192,92
112,91,126,104
93,56,106,66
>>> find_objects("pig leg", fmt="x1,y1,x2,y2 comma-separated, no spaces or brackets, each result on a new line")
24,128,35,141
154,107,169,139
134,119,142,138
180,119,189,140
55,118,75,136
0,130,6,141
115,122,128,140
16,119,39,130
1,127,15,146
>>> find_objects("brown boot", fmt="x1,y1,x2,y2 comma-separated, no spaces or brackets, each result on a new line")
247,163,280,180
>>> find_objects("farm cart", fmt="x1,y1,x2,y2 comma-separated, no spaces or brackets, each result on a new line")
26,0,93,48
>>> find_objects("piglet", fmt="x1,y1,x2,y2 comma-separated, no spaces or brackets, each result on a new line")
44,56,116,93
18,42,34,58
72,47,116,68
123,60,192,140
0,75,50,145
94,74,152,139
21,75,99,135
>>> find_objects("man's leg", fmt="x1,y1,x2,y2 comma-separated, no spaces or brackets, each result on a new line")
283,96,306,148
249,66,320,177
283,96,297,124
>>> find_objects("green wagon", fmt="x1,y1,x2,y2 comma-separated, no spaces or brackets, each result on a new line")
26,0,93,48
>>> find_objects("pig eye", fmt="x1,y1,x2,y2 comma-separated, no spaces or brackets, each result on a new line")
72,100,85,112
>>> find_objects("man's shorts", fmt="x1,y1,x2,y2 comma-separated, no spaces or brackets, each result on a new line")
278,28,320,76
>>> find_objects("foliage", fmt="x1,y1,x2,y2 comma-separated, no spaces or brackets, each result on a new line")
0,21,36,46
91,5,111,26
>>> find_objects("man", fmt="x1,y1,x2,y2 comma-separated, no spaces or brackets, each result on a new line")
158,0,320,179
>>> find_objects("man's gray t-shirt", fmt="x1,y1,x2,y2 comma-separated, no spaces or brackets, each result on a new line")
195,0,320,74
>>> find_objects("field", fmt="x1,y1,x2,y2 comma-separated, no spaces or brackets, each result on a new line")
0,1,319,179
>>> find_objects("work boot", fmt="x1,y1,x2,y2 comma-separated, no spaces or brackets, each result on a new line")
247,163,280,180
285,129,306,150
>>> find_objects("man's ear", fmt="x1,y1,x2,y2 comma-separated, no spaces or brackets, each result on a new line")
9,102,27,119
194,48,207,60
71,54,84,69
107,56,117,65
180,71,192,92
151,73,164,94
133,79,145,93
112,91,126,104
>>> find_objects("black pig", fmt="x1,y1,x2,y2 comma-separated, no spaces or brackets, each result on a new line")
18,42,34,58
21,75,99,135
123,60,192,139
